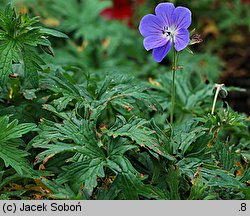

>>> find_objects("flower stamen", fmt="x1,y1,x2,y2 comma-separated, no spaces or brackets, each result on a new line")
162,26,171,37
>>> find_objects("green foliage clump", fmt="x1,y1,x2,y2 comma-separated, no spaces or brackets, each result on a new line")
0,3,67,88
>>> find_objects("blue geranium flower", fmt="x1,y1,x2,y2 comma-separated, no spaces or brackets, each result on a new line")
139,2,191,62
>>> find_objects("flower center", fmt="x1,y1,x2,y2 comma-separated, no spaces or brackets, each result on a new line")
162,26,176,40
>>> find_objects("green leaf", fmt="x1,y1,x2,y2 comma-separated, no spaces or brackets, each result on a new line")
171,121,207,155
202,168,246,189
108,172,165,200
40,178,80,199
57,158,105,192
112,173,139,199
107,116,174,161
96,187,121,200
188,168,207,200
23,89,37,100
0,40,17,86
216,142,235,171
166,166,180,200
0,115,36,175
34,141,107,165
39,28,68,38
22,46,45,88
0,190,26,200
52,95,74,111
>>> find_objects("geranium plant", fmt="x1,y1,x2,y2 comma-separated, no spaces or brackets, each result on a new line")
0,1,249,201
139,2,191,125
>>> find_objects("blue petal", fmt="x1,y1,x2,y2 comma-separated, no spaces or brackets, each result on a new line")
143,35,167,51
152,40,172,62
173,6,191,29
155,3,175,27
174,28,189,51
139,14,164,37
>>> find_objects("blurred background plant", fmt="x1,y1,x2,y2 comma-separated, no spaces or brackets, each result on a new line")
3,0,248,113
0,0,249,200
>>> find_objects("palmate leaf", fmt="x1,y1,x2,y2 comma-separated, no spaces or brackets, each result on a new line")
31,117,124,193
32,118,106,160
41,70,92,109
106,116,174,161
32,112,159,196
57,158,106,192
38,145,142,196
32,118,106,194
171,120,207,156
0,115,36,175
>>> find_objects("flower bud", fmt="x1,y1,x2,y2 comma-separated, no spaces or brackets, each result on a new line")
189,33,203,45
213,84,228,98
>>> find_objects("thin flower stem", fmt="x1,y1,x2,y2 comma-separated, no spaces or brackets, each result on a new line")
211,84,223,115
170,50,178,125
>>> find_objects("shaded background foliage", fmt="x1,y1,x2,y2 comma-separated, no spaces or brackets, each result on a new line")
0,0,249,200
